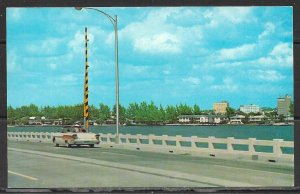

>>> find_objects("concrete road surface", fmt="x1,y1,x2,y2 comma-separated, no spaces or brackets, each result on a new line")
8,141,294,188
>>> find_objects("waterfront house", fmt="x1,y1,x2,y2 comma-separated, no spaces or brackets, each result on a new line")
178,115,225,124
28,116,42,125
28,117,36,125
53,118,63,125
229,115,245,124
248,115,269,123
285,116,294,124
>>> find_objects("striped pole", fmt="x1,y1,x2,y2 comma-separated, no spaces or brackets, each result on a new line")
83,27,89,131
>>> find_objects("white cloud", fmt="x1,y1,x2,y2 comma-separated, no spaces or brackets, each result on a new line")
255,70,285,82
127,65,149,74
257,42,292,67
218,44,255,61
270,42,292,56
182,76,200,85
60,74,77,82
204,7,254,27
9,8,23,21
259,22,275,40
203,75,215,83
26,38,63,55
68,30,95,54
134,33,181,54
211,77,238,92
116,8,202,55
7,50,21,73
215,61,243,68
163,70,170,75
48,63,57,70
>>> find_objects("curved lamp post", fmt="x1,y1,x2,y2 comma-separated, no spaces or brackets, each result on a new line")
75,7,120,144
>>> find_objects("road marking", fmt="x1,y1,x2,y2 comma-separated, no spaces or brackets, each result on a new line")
8,147,259,187
8,170,38,181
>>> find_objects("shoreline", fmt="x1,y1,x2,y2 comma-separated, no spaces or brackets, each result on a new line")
7,123,294,127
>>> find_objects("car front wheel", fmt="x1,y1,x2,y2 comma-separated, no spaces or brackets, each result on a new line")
53,138,59,147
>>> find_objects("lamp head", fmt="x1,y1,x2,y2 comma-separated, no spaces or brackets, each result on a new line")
75,7,83,10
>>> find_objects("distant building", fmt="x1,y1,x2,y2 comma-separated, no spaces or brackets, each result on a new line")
277,95,292,116
229,115,245,124
28,117,36,125
178,115,225,124
240,104,261,114
249,115,269,123
213,101,229,114
28,116,42,125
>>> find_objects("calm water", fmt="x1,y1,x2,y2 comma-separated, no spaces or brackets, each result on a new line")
8,125,294,141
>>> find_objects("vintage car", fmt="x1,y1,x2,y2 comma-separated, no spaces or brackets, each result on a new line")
52,125,100,147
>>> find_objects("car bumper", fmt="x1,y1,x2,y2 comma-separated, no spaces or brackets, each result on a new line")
72,140,100,144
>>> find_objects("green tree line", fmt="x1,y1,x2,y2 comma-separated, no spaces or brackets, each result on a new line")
7,102,204,125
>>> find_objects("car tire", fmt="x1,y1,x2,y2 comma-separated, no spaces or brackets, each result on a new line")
53,138,59,147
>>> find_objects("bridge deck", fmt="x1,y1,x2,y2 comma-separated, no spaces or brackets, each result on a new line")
8,141,294,188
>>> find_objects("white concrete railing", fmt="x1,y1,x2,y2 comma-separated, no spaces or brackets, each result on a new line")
7,132,294,162
8,132,54,143
100,133,294,162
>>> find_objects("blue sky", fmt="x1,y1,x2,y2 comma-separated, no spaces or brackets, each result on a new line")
7,7,293,109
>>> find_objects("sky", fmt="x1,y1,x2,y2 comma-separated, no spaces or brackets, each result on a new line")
7,7,293,109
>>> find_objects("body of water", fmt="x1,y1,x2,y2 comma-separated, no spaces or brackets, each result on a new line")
8,125,294,141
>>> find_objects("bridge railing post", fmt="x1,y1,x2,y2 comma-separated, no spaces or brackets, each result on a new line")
19,132,22,141
227,137,234,153
191,136,197,150
29,132,33,141
125,134,130,144
248,138,256,154
175,135,182,148
208,136,215,152
107,133,112,143
162,135,168,147
273,139,283,156
26,132,30,141
136,134,142,145
148,134,154,145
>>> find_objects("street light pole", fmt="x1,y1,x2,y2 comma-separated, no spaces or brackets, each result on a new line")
114,15,120,144
75,7,120,143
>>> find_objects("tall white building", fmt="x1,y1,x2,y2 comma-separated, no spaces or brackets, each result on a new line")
240,104,261,114
277,95,292,116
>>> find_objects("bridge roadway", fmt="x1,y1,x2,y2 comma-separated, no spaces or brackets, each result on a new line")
8,141,293,188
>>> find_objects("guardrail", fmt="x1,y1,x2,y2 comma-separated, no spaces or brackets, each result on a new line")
7,132,294,162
